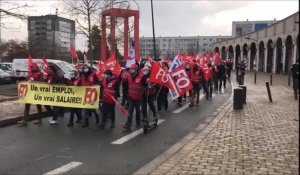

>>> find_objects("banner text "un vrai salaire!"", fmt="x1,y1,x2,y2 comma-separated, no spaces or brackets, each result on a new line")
18,82,100,109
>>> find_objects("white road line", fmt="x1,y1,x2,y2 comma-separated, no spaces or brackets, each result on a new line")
43,161,82,175
111,119,165,145
280,86,293,92
172,95,206,114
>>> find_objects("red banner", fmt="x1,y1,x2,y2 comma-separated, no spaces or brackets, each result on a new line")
170,64,193,96
149,61,175,90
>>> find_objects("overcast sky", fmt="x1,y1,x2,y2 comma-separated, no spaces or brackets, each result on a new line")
1,0,298,52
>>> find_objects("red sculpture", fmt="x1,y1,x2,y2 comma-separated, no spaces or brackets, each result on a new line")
101,8,140,62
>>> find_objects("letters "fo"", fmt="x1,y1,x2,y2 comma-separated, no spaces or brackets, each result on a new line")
83,88,98,105
155,69,169,83
171,69,190,89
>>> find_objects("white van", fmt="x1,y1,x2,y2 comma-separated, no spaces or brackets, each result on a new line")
12,59,73,80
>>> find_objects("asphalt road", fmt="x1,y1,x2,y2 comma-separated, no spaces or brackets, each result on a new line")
0,83,18,96
0,82,232,174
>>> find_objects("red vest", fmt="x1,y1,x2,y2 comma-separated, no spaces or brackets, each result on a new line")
203,67,213,81
190,69,201,84
81,73,95,86
128,73,143,100
102,78,117,104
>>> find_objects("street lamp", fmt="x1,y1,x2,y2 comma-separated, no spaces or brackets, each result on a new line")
150,0,157,61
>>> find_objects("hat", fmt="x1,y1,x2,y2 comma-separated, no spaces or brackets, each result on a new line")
130,64,138,70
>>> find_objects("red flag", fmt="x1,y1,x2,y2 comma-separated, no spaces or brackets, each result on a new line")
113,60,122,76
27,54,33,78
146,54,154,63
75,57,80,69
41,56,48,79
103,91,128,117
149,61,175,90
170,64,193,96
70,45,77,58
104,54,116,71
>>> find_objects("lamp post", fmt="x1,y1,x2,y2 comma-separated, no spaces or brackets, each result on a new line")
150,0,157,61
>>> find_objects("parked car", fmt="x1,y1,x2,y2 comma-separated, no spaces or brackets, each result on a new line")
0,68,12,84
12,59,73,81
0,62,12,74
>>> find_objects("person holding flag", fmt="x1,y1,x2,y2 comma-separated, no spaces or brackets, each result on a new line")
98,69,120,129
189,60,203,107
141,66,157,124
123,64,146,131
157,62,169,111
18,57,43,126
120,67,130,109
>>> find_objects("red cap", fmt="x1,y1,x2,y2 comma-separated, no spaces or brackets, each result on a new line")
130,64,138,70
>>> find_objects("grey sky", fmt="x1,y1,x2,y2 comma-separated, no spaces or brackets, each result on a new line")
1,0,298,52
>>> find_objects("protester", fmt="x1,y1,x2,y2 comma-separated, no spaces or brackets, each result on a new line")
157,62,169,110
141,66,157,123
120,67,130,109
98,70,119,129
226,59,233,78
203,60,214,100
189,60,202,107
80,64,99,127
217,60,227,91
123,64,145,131
291,59,299,100
67,69,82,127
18,62,43,126
44,65,59,125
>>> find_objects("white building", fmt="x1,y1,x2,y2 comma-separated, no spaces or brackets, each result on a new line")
232,20,276,37
139,36,231,60
28,15,75,61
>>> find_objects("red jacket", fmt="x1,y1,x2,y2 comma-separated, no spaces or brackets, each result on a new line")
190,68,202,84
102,78,117,104
203,66,213,81
29,72,43,82
128,73,144,100
81,72,95,86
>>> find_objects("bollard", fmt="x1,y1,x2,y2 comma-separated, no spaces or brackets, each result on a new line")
270,74,273,85
238,85,247,104
233,88,243,110
254,71,257,84
265,81,273,102
288,74,290,86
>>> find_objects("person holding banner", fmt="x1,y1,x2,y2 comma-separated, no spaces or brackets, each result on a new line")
45,66,60,125
81,64,100,127
98,70,119,129
189,62,203,107
141,66,157,123
123,64,145,131
18,62,43,126
67,70,82,127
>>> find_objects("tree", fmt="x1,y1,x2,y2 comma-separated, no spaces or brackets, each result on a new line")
0,39,28,62
0,1,29,29
63,0,138,62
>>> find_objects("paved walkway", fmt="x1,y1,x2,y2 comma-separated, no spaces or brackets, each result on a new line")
138,72,299,175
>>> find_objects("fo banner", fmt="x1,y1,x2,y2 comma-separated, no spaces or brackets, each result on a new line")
18,82,100,109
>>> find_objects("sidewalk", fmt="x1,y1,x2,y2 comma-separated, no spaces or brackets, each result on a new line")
137,73,299,175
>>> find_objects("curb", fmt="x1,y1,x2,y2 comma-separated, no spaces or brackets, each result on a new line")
0,111,49,128
133,79,235,175
0,96,18,103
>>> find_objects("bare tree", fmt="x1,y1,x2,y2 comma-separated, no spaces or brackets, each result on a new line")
63,0,139,61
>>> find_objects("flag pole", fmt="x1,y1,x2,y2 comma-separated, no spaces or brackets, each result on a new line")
150,0,157,61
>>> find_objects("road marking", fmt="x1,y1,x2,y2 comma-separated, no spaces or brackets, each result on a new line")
280,86,293,92
172,95,206,114
43,161,82,175
111,119,165,145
